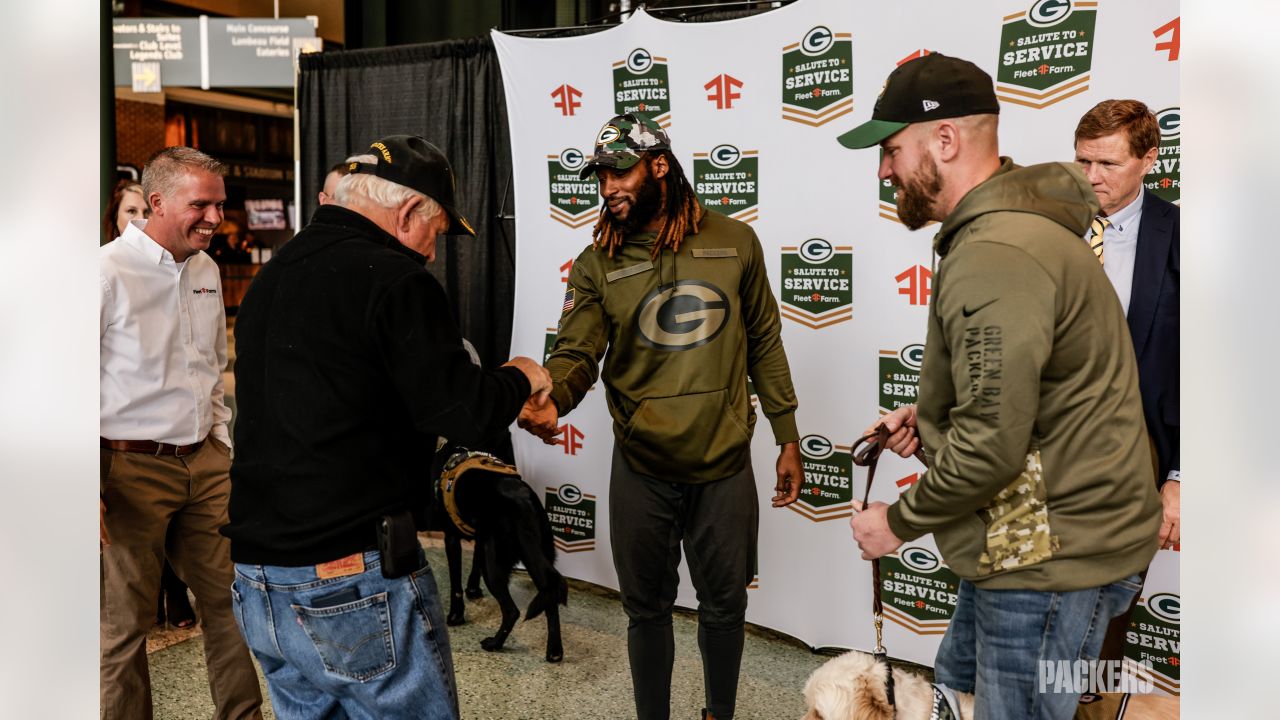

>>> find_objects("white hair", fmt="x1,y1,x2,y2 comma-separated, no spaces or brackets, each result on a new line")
333,154,442,221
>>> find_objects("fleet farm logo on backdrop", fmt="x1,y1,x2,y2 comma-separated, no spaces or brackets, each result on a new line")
787,434,855,523
996,0,1099,109
780,238,852,328
879,344,924,414
544,484,596,554
613,47,672,127
547,148,599,229
1125,592,1180,695
781,25,853,127
693,144,759,223
879,546,959,635
1147,107,1180,204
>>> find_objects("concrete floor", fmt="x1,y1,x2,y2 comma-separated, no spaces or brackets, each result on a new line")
146,537,839,719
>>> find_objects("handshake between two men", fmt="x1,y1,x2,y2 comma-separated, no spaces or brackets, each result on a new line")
499,357,560,443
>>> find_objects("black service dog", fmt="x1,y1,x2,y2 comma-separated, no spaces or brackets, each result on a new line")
436,449,568,663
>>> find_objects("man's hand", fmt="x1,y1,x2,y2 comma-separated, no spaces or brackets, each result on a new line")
849,500,904,560
517,394,562,445
100,499,110,547
1158,480,1180,549
503,356,553,400
864,404,919,458
772,441,802,508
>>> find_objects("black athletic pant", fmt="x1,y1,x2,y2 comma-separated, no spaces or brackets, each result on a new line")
609,444,759,720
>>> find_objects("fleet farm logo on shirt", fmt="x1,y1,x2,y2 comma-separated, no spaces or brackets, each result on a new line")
192,287,218,295
613,48,672,127
879,545,960,635
787,434,855,523
781,25,853,127
692,144,759,223
1147,107,1180,204
780,238,852,329
547,148,599,229
1125,592,1181,695
996,0,1099,109
879,344,924,414
544,484,596,554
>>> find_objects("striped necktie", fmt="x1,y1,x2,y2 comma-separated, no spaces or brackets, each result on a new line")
1089,216,1110,265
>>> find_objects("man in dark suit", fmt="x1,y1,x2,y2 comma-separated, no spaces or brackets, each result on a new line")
1074,99,1180,660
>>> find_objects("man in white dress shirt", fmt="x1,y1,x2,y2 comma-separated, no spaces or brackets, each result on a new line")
100,146,263,720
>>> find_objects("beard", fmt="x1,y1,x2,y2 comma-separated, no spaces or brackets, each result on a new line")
612,174,665,235
895,156,943,230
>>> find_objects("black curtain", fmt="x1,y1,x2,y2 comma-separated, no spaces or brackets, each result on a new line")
298,38,516,368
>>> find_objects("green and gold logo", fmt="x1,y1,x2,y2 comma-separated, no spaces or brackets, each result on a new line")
996,0,1098,109
545,484,596,553
787,434,855,522
547,148,599,229
693,144,759,223
613,47,672,127
781,25,853,126
880,546,960,634
1125,592,1180,695
879,344,924,414
780,238,852,329
1146,107,1180,204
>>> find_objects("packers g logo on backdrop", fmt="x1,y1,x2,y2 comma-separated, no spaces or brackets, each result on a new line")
545,484,596,553
780,238,853,329
900,546,940,573
693,143,759,223
800,26,834,56
879,343,924,413
635,280,730,351
1146,593,1180,624
626,47,653,74
996,0,1098,109
781,25,853,126
1147,106,1181,204
547,148,599,229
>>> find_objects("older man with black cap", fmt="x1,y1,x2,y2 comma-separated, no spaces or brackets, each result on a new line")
224,135,550,720
518,112,803,720
837,55,1161,718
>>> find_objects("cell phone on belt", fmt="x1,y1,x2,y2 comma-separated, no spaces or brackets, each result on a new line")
377,509,421,579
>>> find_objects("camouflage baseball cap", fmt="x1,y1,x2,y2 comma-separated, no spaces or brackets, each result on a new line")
578,113,671,180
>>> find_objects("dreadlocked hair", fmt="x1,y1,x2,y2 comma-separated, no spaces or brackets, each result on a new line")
591,150,704,259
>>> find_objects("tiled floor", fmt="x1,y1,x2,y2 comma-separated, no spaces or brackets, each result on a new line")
146,537,846,719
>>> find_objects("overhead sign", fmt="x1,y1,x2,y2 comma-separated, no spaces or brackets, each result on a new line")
112,19,201,87
112,17,318,89
207,19,320,87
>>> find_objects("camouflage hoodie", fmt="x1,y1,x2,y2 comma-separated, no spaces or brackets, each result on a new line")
885,158,1161,591
545,209,798,481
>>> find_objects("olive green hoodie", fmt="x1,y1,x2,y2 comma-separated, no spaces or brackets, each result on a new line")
885,158,1161,591
545,209,798,481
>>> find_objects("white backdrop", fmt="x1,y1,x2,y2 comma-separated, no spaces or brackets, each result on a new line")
494,0,1180,693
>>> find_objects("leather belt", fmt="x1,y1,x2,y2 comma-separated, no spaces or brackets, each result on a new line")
100,437,206,457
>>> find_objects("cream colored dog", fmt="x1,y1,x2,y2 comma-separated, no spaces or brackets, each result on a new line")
800,651,1179,720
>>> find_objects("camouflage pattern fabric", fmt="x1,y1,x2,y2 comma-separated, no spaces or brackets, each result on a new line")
578,112,672,179
976,449,1060,576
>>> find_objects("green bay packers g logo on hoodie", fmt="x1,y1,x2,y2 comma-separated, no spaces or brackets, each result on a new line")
635,280,731,351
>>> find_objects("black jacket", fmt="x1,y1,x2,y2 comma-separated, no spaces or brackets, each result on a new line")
1128,192,1179,486
224,205,530,565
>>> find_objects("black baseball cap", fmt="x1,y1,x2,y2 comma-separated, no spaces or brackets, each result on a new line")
836,53,1000,149
347,135,476,236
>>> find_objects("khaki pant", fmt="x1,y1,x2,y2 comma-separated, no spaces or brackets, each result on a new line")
100,439,263,720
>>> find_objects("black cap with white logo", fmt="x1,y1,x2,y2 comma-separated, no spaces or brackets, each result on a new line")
347,135,476,236
836,53,1000,149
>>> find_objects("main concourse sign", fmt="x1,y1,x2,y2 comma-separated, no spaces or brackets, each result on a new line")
112,17,318,89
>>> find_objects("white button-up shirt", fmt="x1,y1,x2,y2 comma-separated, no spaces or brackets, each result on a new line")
100,220,231,446
1087,190,1144,316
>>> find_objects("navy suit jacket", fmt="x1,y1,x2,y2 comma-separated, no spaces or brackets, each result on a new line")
1127,191,1180,486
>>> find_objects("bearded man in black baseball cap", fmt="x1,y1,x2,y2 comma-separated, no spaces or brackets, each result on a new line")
840,54,1161,718
225,135,551,719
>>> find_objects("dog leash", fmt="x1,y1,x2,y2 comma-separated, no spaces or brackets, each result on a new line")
851,424,929,712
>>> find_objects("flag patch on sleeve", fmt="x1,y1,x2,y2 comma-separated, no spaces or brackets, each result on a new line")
562,288,575,314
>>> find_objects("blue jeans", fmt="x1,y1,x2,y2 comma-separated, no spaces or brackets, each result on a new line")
934,574,1143,720
231,549,458,720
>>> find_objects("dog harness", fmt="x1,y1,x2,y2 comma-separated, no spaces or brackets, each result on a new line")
437,451,521,540
929,683,962,720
